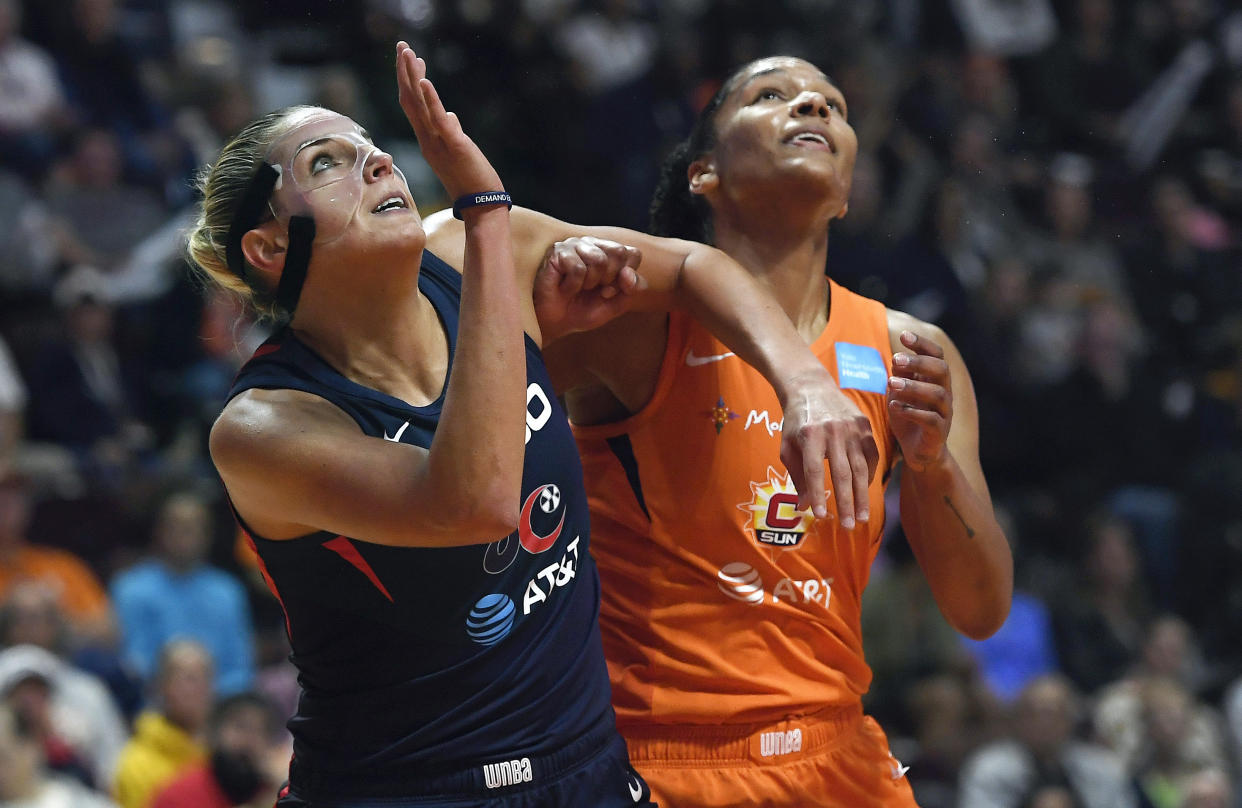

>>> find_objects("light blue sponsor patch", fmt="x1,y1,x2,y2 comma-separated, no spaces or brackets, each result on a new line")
835,342,888,393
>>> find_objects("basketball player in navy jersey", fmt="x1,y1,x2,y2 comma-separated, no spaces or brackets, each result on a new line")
184,43,875,807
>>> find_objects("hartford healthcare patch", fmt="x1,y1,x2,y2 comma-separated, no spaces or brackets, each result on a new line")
834,342,888,393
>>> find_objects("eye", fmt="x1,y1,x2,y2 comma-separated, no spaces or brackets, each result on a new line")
310,152,339,173
754,87,783,102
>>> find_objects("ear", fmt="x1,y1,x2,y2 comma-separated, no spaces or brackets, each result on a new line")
240,223,288,286
687,156,718,197
836,201,849,220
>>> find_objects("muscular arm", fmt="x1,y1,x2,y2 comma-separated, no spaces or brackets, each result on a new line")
426,206,879,522
210,46,525,549
887,312,1012,639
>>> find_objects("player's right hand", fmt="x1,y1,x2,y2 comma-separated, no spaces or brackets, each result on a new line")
534,237,647,342
778,372,879,529
395,41,503,201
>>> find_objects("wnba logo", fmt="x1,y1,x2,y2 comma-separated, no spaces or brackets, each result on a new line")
482,757,533,788
717,562,764,605
759,729,802,757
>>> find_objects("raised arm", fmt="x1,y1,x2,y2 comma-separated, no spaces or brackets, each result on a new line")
210,43,524,548
425,208,879,525
886,313,1013,639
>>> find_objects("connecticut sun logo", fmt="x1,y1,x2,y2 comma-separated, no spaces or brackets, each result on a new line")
738,466,817,552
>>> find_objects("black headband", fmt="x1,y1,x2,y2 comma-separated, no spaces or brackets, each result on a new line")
225,163,315,317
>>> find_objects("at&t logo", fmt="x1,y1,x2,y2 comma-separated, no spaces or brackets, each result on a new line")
716,563,833,609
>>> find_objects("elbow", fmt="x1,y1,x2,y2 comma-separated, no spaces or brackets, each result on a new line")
450,496,520,540
953,587,1013,641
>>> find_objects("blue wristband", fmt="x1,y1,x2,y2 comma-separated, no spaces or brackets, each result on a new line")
452,191,512,220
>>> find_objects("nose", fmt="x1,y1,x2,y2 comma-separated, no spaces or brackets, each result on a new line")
792,91,829,120
364,148,395,180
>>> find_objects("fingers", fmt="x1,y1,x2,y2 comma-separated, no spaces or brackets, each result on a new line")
781,439,827,520
891,350,949,384
899,329,944,359
551,237,643,294
887,376,951,419
826,434,856,528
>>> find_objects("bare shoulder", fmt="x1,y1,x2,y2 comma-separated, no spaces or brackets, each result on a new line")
209,388,356,477
885,308,949,351
422,208,466,270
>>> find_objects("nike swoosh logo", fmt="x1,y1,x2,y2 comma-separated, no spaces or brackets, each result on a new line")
384,421,410,442
627,775,643,802
890,760,910,779
685,349,735,367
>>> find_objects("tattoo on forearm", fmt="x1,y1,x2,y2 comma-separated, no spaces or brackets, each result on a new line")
943,496,975,538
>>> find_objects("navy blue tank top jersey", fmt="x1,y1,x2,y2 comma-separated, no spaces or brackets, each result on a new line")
225,251,615,801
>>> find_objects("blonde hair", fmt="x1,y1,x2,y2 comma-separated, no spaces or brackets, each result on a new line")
185,105,320,322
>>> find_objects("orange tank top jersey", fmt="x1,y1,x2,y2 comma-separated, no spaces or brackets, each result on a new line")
574,280,896,728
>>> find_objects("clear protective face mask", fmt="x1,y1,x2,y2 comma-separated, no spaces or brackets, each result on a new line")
263,113,409,244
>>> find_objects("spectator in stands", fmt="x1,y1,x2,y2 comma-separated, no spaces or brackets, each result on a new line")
0,596,128,787
1094,618,1227,781
0,0,71,182
1051,511,1151,695
111,488,254,695
24,265,155,490
112,639,211,808
151,691,285,808
957,674,1137,808
1122,676,1228,808
0,701,116,807
0,470,114,646
0,333,26,472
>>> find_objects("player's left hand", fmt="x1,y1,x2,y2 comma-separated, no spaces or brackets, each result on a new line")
534,236,647,343
888,329,952,472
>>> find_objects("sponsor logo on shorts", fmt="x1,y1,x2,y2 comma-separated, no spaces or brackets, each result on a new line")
627,772,644,802
759,728,803,757
482,757,533,789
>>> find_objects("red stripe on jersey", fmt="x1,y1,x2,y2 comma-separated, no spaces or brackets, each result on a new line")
243,531,293,640
322,536,394,602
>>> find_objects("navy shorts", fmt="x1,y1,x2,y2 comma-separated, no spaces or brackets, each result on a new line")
273,731,656,808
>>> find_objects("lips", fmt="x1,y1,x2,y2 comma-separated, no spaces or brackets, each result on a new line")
371,195,409,213
784,128,836,153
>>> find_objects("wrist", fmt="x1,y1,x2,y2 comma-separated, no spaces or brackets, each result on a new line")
774,364,839,407
902,448,952,477
453,190,511,219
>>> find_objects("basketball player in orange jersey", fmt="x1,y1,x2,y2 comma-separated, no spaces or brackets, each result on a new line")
534,56,1014,807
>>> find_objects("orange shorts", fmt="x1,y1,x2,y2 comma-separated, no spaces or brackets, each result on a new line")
621,703,920,808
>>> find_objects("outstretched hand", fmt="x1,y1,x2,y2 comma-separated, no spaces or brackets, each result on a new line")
887,329,952,472
394,41,502,201
779,373,880,529
534,237,648,342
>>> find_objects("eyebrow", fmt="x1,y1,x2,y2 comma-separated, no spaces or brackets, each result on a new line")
740,66,833,88
739,67,846,111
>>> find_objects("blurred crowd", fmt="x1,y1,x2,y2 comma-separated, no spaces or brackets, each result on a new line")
0,0,1239,806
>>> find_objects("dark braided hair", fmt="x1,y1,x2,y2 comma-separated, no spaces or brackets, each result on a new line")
649,65,753,243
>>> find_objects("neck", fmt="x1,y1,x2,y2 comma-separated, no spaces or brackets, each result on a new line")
711,206,834,341
287,252,447,405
